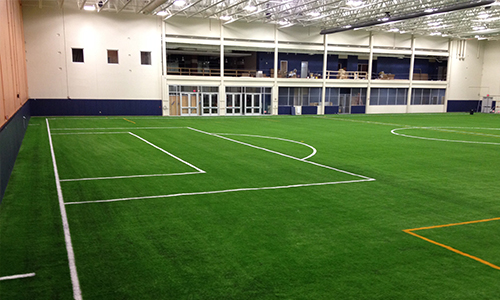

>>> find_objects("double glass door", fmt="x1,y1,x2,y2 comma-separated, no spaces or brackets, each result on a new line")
202,93,218,116
226,93,242,115
245,93,261,115
181,93,198,116
339,94,351,114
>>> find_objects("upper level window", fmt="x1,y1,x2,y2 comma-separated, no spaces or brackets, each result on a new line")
72,48,84,63
107,50,119,64
141,51,151,65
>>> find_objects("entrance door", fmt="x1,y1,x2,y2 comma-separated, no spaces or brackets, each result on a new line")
181,92,198,116
169,95,180,116
339,94,351,114
226,93,242,116
202,93,218,116
245,93,261,115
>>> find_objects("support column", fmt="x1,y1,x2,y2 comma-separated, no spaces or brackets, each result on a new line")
407,35,416,113
219,21,226,116
272,25,279,115
320,34,327,115
444,38,452,112
366,32,374,112
161,20,169,116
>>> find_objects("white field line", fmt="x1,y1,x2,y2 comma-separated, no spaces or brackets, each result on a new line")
60,171,204,182
315,116,407,127
188,127,374,180
46,119,82,300
215,133,317,160
0,273,36,281
51,127,186,131
65,178,375,205
391,127,500,145
47,115,282,120
51,132,129,135
424,127,500,137
128,132,206,173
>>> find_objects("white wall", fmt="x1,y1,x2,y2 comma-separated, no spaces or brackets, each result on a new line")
23,4,469,115
23,4,162,100
447,39,484,101
480,40,500,97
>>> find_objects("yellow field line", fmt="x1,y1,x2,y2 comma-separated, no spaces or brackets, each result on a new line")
407,217,500,231
123,118,136,124
404,217,500,270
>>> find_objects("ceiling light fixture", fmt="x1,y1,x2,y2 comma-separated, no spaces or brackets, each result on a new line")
173,0,186,7
83,5,96,11
346,0,363,7
220,15,232,21
427,21,441,26
478,12,490,18
156,11,168,16
307,11,321,17
321,0,495,35
244,5,257,12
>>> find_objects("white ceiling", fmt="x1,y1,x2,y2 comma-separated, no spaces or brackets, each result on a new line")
22,0,500,40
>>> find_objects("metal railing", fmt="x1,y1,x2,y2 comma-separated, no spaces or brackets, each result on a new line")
325,70,368,80
168,67,263,77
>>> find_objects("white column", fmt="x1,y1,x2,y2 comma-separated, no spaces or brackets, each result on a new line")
161,20,169,116
444,38,452,112
320,34,327,115
219,21,226,116
366,32,373,111
407,35,416,113
272,25,279,115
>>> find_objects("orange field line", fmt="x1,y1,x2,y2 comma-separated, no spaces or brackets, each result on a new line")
123,118,136,124
406,217,500,232
404,217,500,271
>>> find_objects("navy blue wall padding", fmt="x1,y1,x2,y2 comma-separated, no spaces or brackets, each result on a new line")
324,106,339,114
0,102,31,203
351,106,366,114
447,100,481,112
301,106,318,115
278,106,292,115
30,99,162,116
277,53,324,76
256,52,275,77
374,57,411,79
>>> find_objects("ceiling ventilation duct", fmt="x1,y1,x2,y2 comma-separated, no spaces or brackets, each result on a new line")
320,0,496,35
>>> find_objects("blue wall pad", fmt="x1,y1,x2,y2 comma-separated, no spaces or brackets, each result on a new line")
447,100,481,112
301,106,318,115
278,106,292,115
0,102,31,203
351,106,366,114
30,99,162,116
324,106,339,114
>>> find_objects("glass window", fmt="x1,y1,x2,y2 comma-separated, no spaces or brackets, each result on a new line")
72,48,84,63
107,50,119,64
141,51,151,65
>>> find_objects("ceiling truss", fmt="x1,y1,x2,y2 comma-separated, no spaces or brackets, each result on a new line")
22,0,500,40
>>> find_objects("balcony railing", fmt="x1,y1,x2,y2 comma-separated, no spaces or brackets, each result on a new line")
168,67,264,77
325,70,368,79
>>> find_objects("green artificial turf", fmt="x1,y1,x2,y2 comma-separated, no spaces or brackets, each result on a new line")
1,113,500,299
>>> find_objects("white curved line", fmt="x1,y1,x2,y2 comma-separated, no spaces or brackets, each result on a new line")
391,127,500,145
215,133,317,160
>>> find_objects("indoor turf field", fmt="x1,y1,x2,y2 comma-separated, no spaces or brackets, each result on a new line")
1,113,499,299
